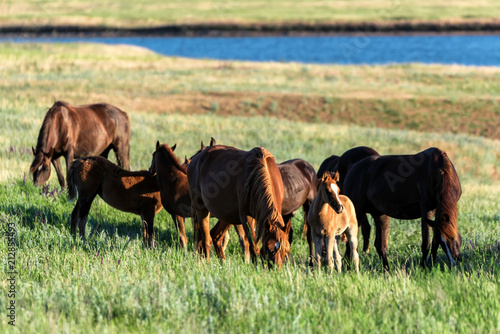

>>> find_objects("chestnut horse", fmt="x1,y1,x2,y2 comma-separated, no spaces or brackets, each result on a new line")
220,158,318,262
188,145,291,268
30,101,130,187
67,156,162,247
343,147,462,270
150,140,254,255
307,171,359,273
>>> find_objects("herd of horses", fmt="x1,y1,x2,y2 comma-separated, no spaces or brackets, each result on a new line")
30,101,463,271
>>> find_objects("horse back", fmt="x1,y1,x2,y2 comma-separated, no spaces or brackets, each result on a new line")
278,159,317,214
69,156,161,215
187,145,247,221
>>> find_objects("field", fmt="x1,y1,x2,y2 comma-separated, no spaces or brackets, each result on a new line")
1,1,500,28
0,43,500,333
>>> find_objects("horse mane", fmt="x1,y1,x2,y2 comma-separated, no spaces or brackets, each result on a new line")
244,147,282,244
435,150,462,241
159,144,187,174
30,102,65,173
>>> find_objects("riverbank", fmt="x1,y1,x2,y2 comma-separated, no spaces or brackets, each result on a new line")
2,20,500,37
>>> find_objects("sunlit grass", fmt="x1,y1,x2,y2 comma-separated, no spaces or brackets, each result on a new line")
0,42,499,333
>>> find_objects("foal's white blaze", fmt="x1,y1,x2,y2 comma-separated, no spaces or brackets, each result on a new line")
330,182,339,195
441,234,456,266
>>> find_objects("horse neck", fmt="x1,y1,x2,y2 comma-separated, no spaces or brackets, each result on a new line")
37,107,66,152
312,183,331,212
435,153,461,240
156,153,187,188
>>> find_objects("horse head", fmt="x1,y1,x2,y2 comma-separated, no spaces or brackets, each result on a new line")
29,147,53,186
320,171,343,214
149,141,177,175
260,218,292,269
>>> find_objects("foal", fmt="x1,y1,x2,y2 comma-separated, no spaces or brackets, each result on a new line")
67,156,162,247
307,171,359,273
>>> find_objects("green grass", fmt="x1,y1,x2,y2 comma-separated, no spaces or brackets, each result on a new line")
1,1,500,27
0,43,500,333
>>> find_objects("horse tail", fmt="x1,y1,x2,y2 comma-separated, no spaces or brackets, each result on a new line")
435,150,462,242
67,159,81,201
244,147,283,244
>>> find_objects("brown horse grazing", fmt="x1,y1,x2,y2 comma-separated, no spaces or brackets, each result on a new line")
67,156,162,247
221,158,318,262
343,147,462,270
30,101,130,187
307,171,359,273
188,145,291,268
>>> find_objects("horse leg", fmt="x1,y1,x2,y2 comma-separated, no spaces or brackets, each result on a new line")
141,208,156,248
373,214,390,271
358,212,371,253
312,232,323,270
430,229,440,264
241,216,258,263
173,215,188,248
345,224,360,273
232,223,253,263
324,235,336,273
210,220,232,261
52,157,65,188
199,213,212,259
420,211,433,267
71,197,94,240
332,236,342,274
114,137,130,170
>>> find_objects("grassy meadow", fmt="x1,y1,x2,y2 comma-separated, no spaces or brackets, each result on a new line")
1,1,500,27
0,43,499,333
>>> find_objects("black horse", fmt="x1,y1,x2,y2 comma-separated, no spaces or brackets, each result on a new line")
343,147,462,270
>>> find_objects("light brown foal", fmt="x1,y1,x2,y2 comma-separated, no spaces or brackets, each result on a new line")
307,171,359,273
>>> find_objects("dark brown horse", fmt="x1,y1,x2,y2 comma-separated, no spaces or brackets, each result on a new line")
343,147,462,270
67,156,162,248
188,145,291,268
149,142,190,248
30,101,130,187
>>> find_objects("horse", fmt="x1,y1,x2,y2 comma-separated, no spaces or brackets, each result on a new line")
149,142,191,248
67,156,162,248
220,158,318,263
30,101,130,188
150,139,254,257
188,145,291,268
343,147,462,270
307,171,359,273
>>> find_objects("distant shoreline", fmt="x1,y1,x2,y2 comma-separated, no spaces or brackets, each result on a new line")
2,20,500,37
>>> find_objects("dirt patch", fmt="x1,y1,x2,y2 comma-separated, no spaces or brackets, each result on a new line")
133,92,500,140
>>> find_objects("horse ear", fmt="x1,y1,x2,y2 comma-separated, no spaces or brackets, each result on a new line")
32,147,36,155
184,155,189,164
200,141,205,150
171,143,177,151
333,171,340,182
210,137,216,146
156,141,160,150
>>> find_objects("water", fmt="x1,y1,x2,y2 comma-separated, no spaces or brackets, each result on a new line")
3,35,500,66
